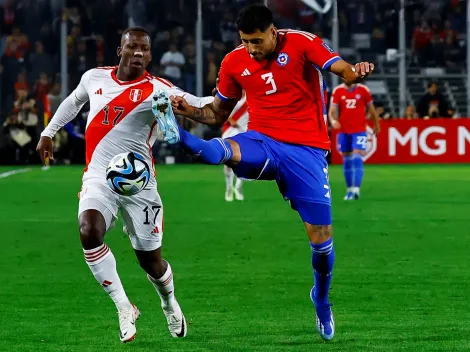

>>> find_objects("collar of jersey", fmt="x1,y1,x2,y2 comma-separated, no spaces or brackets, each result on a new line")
111,67,149,86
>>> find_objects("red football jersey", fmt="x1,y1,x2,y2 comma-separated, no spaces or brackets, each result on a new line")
216,29,341,150
330,83,373,134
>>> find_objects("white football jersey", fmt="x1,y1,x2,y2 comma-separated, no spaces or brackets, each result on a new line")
72,67,199,186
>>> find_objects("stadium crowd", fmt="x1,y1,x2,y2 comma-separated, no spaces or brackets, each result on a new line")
0,0,467,165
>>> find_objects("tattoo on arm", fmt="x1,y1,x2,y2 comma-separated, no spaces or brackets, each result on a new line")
191,96,237,126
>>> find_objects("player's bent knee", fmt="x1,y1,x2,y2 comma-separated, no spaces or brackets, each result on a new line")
305,224,332,244
78,210,106,248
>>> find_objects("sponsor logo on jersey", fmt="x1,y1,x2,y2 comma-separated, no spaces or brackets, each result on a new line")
322,42,335,53
276,52,289,66
129,89,143,102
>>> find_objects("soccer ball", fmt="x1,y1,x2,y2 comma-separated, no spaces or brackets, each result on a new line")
106,152,150,196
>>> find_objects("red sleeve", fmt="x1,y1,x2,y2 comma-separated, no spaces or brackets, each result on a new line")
330,88,340,106
216,55,242,101
362,86,373,105
299,32,341,70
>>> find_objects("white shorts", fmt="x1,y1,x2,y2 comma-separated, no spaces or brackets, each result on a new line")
222,126,245,139
78,179,164,251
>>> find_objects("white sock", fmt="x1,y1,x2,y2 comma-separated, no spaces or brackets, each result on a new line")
224,165,234,191
147,261,176,310
84,244,132,311
352,187,360,193
235,177,243,191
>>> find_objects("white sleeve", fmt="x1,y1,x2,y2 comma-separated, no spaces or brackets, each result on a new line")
167,87,214,108
41,70,92,138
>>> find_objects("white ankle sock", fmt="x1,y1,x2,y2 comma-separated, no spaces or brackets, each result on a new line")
84,244,132,311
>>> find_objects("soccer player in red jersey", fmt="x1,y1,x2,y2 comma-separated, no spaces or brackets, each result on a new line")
153,4,374,341
329,83,380,200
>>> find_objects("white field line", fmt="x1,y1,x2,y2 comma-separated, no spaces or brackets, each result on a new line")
0,168,32,179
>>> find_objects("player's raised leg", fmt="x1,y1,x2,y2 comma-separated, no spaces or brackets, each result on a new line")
79,201,139,343
153,89,235,165
120,190,187,338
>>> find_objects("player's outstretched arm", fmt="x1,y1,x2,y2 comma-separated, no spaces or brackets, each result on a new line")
330,60,374,85
171,94,237,127
37,71,91,165
328,104,340,130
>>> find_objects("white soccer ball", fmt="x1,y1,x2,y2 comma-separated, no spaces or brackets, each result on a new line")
106,152,150,196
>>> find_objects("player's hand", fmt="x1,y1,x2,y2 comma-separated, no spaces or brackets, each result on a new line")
36,136,54,166
331,120,341,130
170,95,194,117
353,62,374,79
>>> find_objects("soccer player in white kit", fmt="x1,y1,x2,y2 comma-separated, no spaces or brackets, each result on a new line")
221,93,248,201
36,27,212,343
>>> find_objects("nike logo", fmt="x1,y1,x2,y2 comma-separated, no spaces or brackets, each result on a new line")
120,330,127,338
176,318,186,338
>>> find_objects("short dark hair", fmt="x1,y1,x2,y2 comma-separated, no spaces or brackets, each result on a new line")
122,26,150,38
236,4,273,34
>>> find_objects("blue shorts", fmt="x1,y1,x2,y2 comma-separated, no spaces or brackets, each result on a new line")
337,132,368,153
228,131,332,225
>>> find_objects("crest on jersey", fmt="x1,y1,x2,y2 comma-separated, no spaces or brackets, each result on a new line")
129,89,143,103
356,94,361,99
276,52,289,66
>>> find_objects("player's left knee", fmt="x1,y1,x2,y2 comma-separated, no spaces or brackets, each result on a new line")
305,224,332,244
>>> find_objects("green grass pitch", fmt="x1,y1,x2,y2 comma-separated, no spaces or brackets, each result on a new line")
0,164,469,352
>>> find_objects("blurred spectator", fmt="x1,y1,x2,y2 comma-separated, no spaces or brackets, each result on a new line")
29,41,53,82
160,43,185,87
14,71,29,96
204,51,218,96
375,102,391,120
183,43,196,93
417,82,450,118
220,12,238,46
5,27,29,64
69,40,93,88
412,20,433,65
403,105,418,120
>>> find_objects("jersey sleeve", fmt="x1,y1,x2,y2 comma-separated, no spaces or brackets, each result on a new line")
362,86,373,106
301,33,342,71
74,69,92,102
162,81,215,108
216,56,243,101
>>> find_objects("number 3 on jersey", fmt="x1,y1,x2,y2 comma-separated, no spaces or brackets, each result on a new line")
261,72,277,95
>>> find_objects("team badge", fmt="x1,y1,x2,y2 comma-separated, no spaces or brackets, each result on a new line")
356,94,361,99
276,52,289,66
129,89,143,102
